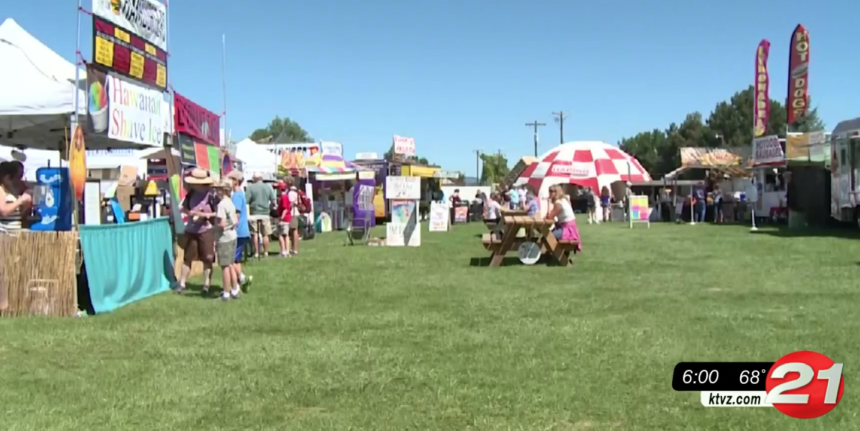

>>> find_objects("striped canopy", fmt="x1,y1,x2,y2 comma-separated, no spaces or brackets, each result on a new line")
305,154,368,174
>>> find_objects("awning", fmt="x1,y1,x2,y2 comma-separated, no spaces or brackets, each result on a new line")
403,164,440,178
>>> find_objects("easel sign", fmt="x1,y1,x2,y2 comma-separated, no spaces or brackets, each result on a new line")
384,176,420,246
385,176,420,200
429,201,448,232
628,195,651,228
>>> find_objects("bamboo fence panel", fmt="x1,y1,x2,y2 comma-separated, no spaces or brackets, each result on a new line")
0,231,78,317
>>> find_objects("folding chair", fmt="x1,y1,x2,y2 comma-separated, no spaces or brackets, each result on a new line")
345,207,373,246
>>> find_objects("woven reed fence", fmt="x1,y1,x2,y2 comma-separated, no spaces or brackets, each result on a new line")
0,231,78,317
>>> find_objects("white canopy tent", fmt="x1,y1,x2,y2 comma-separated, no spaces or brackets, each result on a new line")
234,138,279,180
0,19,166,151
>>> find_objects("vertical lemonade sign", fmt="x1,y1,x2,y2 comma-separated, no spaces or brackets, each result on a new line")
753,40,771,137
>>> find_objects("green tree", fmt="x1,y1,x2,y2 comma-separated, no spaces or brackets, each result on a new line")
479,153,509,186
789,102,826,133
250,116,312,143
706,86,787,146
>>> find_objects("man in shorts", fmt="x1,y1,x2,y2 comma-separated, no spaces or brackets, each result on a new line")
245,173,275,258
214,179,239,301
276,182,292,257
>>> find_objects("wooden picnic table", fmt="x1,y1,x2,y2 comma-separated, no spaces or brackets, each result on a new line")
486,208,529,235
481,215,579,267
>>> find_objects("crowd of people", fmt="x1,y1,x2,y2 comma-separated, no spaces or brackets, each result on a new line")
175,169,313,301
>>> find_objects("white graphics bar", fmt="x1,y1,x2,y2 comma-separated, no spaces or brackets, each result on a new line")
701,391,773,407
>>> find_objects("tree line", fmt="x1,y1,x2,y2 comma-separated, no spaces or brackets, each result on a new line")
250,116,433,165
618,86,825,179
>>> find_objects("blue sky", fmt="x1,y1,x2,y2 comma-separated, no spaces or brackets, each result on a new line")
6,0,859,174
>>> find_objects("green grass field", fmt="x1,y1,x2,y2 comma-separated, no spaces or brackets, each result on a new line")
1,219,859,430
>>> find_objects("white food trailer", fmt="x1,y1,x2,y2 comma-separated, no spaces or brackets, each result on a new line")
830,118,860,226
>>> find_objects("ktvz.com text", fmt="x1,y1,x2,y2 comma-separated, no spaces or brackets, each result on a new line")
700,391,773,407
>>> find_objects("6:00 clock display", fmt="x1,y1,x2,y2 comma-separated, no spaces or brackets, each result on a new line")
672,362,775,391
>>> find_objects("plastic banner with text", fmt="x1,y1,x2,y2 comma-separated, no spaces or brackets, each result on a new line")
787,24,810,125
752,135,785,168
173,92,221,146
393,135,416,156
92,15,167,90
91,0,167,50
753,39,770,137
86,65,165,147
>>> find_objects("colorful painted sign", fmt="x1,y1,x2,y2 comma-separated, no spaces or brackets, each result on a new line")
628,195,650,228
68,126,87,200
753,135,785,168
173,92,221,146
86,65,165,146
387,200,420,246
754,39,771,137
92,15,167,90
787,24,810,125
352,178,376,228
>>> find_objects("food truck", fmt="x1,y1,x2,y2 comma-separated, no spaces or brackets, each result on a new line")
830,118,860,226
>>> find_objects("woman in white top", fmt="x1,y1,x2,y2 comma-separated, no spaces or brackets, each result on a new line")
544,184,582,251
0,162,31,234
485,193,503,223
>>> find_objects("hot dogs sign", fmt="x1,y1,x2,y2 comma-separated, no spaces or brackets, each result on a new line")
787,24,810,125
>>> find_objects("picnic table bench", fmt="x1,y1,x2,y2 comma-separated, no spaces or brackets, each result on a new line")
481,216,578,267
485,208,529,234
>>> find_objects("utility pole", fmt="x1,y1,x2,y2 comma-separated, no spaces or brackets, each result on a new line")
475,150,481,185
525,121,546,157
552,111,568,144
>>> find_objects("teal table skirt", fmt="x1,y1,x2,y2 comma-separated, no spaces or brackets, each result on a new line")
80,217,177,314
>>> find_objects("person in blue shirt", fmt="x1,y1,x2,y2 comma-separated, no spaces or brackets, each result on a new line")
692,181,707,223
227,170,253,292
525,190,539,216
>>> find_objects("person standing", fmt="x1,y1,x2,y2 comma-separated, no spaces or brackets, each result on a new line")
712,184,724,223
600,186,612,222
214,179,240,301
277,182,292,257
227,170,252,291
525,190,539,216
245,173,275,258
286,178,302,256
693,181,707,223
509,186,520,210
177,169,217,295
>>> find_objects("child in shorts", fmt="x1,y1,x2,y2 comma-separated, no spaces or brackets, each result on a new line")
215,179,239,301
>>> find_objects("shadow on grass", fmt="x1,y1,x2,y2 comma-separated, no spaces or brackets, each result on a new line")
750,226,860,240
175,282,223,299
469,256,523,267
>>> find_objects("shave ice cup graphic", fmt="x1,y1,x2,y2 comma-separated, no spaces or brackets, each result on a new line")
89,79,108,133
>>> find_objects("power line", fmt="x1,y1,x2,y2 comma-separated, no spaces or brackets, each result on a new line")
552,111,568,144
525,121,546,157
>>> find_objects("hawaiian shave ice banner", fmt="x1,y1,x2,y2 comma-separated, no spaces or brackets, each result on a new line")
86,65,165,147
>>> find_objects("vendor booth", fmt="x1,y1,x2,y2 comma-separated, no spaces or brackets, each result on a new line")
664,147,753,223
307,155,372,231
234,138,279,181
0,15,176,317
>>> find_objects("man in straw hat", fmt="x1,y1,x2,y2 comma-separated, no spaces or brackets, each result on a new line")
214,178,240,301
246,172,276,258
177,168,218,295
227,170,252,292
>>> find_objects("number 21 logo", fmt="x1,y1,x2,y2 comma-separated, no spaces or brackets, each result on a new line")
765,350,844,419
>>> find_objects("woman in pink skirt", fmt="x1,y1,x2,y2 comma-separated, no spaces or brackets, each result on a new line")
544,184,582,252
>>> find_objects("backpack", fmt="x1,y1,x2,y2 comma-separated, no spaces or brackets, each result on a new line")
297,190,311,214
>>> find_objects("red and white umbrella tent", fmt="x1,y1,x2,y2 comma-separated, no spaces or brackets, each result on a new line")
517,141,652,196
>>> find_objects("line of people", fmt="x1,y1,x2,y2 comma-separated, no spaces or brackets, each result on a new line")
175,170,312,301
